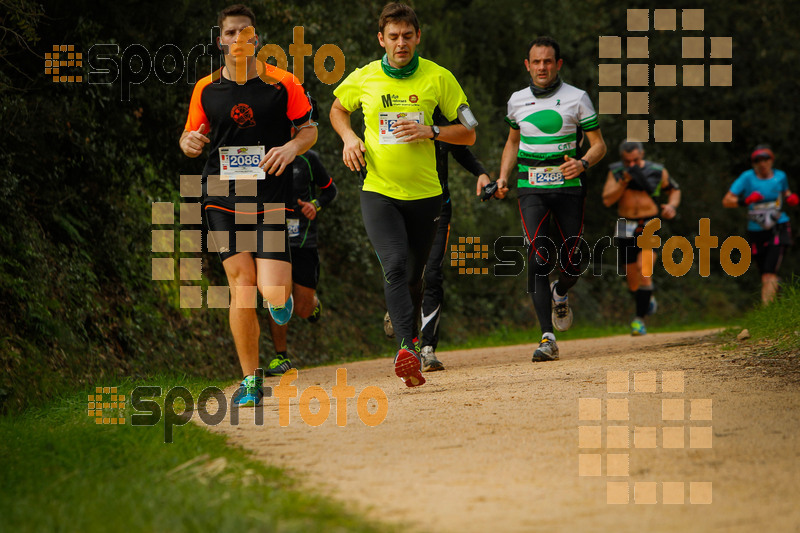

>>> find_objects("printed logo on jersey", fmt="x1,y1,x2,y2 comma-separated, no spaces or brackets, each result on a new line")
522,109,563,134
231,103,256,129
379,92,417,109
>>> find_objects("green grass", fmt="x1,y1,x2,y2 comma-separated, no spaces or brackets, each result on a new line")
0,375,390,533
723,277,800,355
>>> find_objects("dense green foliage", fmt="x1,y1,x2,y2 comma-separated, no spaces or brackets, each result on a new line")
2,0,798,412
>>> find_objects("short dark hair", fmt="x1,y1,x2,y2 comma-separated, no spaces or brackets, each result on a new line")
619,140,644,154
527,36,561,61
379,3,419,34
218,4,256,28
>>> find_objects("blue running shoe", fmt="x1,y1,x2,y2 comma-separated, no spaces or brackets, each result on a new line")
232,374,264,407
647,295,658,316
631,318,647,336
265,356,293,377
269,294,294,326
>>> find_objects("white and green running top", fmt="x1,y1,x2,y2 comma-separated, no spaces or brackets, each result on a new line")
505,82,599,194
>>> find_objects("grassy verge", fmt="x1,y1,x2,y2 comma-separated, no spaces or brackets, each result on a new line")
722,278,800,355
0,375,390,533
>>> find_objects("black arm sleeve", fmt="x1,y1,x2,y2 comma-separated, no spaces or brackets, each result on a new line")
309,153,338,209
448,144,488,177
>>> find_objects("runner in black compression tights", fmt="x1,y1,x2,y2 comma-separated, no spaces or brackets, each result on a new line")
495,36,606,363
330,3,477,387
419,109,490,371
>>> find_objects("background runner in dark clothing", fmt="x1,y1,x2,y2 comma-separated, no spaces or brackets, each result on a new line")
419,109,490,371
602,140,680,336
266,150,337,372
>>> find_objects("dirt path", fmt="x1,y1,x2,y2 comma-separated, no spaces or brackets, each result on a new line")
206,330,800,532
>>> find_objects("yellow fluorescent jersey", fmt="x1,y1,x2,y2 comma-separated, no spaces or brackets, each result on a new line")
334,58,469,200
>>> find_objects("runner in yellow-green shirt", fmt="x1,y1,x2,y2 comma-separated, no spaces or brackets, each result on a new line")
330,2,476,387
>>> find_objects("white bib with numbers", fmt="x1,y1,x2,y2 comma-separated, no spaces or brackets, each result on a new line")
378,112,424,145
219,145,265,180
528,166,565,187
287,218,300,238
748,199,782,230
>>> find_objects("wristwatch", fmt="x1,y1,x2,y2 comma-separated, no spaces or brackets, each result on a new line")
580,158,589,170
431,125,440,140
311,199,321,212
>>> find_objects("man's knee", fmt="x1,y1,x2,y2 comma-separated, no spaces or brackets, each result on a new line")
225,266,257,293
380,254,408,283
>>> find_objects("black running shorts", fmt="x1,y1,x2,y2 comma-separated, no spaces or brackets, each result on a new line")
290,246,320,289
204,203,291,263
749,222,792,275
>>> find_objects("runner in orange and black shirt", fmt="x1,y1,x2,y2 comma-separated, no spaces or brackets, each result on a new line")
179,4,316,407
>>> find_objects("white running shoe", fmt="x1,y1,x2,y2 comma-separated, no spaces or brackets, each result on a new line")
383,311,395,338
532,335,560,362
420,346,444,372
550,281,573,332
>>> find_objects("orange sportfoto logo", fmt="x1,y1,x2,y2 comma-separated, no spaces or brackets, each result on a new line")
231,103,255,128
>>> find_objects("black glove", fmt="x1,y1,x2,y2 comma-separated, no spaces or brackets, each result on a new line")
480,182,498,202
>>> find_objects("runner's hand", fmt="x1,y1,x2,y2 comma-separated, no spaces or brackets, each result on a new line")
393,120,432,142
475,173,491,196
297,198,317,220
342,134,366,172
260,143,298,176
560,155,583,180
786,193,799,207
744,191,764,205
660,204,677,219
494,178,509,199
180,123,209,157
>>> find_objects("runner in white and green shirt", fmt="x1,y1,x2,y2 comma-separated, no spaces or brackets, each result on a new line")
496,36,607,362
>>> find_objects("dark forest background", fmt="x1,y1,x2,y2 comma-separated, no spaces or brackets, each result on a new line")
2,0,798,411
